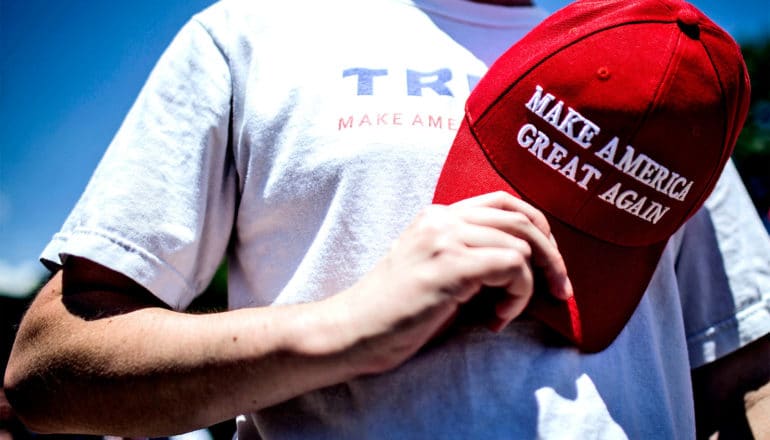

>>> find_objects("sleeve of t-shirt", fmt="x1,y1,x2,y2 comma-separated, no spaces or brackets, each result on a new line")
675,159,770,368
40,18,235,311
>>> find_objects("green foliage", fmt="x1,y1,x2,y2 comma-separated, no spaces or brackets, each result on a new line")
186,260,229,313
734,36,770,217
736,37,770,158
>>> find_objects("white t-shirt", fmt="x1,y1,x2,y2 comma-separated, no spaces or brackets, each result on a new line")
42,0,770,438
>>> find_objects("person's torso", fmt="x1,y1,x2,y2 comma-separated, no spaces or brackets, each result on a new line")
199,1,696,438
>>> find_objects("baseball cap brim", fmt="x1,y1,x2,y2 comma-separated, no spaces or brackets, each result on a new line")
433,118,668,352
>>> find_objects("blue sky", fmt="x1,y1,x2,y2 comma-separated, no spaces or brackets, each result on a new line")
1,0,769,296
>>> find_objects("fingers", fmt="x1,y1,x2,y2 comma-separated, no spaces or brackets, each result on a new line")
432,244,531,303
403,192,572,334
449,193,573,300
488,295,530,333
452,191,552,237
453,221,533,258
461,246,534,333
443,244,534,333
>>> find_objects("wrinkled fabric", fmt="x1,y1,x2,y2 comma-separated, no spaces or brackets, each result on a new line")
42,0,770,438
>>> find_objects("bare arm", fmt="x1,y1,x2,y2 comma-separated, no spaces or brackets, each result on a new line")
692,334,770,439
3,192,572,437
4,258,364,436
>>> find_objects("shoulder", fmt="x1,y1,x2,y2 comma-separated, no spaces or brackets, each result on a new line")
676,160,770,366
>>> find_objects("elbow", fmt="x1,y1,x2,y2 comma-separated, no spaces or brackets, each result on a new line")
3,316,78,435
3,366,37,432
2,272,77,434
3,356,61,434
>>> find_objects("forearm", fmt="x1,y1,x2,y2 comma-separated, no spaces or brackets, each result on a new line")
692,334,770,439
745,380,770,438
4,272,359,437
5,194,570,436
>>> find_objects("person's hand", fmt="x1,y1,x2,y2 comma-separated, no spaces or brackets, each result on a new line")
327,191,573,375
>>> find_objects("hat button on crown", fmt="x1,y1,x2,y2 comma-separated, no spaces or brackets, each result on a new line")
676,6,700,38
677,6,699,26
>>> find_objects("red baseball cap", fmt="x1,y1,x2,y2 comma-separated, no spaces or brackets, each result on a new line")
433,0,751,352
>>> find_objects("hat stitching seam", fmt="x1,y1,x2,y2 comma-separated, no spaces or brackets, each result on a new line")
687,37,735,222
567,23,683,245
652,0,677,16
473,19,679,127
474,22,684,247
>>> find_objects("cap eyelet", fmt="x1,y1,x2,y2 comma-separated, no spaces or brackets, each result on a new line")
597,66,611,80
677,7,701,39
677,7,699,27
